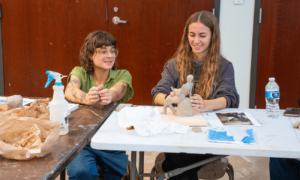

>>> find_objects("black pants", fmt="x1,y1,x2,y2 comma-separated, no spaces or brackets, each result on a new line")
270,158,300,180
162,153,215,180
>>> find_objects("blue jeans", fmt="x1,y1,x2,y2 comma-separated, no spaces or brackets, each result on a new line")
67,143,128,180
270,158,300,180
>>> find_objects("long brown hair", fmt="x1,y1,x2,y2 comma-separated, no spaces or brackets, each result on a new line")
171,11,221,99
80,31,117,75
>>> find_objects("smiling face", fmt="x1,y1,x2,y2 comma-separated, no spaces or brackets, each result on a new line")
187,22,211,60
91,46,117,70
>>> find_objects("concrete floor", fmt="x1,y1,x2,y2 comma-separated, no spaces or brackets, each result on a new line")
57,152,270,180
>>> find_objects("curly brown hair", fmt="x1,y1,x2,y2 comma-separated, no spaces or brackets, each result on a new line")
80,31,117,74
170,11,221,100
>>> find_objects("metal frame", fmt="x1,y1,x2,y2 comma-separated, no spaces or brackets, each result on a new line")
249,0,262,108
0,4,4,95
130,152,226,180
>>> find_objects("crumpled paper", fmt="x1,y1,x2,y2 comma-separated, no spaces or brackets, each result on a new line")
0,99,60,160
117,107,189,136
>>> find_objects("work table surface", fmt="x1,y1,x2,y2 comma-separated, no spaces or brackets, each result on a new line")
0,102,116,180
92,107,300,159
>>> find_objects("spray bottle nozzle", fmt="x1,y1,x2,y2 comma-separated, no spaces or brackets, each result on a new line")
45,71,67,88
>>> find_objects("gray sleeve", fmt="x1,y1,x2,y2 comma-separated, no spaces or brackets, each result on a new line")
211,62,240,108
151,59,180,105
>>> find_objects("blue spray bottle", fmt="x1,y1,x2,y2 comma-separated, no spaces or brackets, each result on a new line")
45,71,69,135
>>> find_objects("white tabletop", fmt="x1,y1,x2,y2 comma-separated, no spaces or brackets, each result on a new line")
91,108,300,159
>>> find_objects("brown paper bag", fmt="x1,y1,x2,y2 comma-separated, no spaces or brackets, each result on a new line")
0,99,60,160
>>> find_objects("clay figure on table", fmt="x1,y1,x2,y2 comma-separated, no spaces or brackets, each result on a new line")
64,31,134,180
163,75,194,116
151,11,239,180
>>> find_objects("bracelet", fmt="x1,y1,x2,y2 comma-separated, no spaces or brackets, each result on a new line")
165,94,169,99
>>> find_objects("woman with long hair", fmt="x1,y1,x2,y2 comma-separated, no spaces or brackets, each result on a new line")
65,31,134,180
151,11,239,179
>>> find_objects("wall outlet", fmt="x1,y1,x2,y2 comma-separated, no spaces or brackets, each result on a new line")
234,0,244,5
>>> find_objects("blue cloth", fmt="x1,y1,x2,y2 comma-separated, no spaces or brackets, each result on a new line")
270,158,300,180
67,142,128,180
208,128,256,144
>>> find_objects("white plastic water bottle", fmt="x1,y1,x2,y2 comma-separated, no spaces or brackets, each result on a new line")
265,77,280,118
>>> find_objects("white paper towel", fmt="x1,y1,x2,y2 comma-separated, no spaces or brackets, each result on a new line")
117,106,189,136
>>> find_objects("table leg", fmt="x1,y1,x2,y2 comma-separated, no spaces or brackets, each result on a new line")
60,169,65,180
130,151,137,180
139,151,144,180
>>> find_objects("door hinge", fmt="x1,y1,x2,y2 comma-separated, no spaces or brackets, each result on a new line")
106,9,108,20
213,8,215,15
259,8,262,23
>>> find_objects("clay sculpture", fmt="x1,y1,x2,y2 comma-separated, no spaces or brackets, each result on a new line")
6,95,23,109
163,75,194,117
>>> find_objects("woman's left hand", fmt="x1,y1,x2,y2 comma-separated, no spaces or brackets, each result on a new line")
190,94,205,112
99,88,112,105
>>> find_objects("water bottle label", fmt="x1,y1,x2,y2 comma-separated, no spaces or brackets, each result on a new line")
265,91,280,99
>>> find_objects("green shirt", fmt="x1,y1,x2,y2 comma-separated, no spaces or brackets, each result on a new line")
67,67,134,104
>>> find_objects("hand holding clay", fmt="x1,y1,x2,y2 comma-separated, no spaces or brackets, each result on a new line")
163,75,194,117
98,88,112,105
170,87,180,96
169,88,180,97
170,87,190,98
190,94,205,112
6,95,23,109
87,85,104,105
293,121,300,130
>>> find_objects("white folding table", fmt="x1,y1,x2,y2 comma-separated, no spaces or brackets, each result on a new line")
91,108,300,180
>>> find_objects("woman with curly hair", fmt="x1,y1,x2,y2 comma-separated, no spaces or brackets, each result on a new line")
65,31,133,180
151,11,239,179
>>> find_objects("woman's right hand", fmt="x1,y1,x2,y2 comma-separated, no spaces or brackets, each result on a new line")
170,88,180,97
87,85,104,105
169,88,190,98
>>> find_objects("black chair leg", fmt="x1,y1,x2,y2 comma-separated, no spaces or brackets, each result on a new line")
226,163,234,180
150,166,157,180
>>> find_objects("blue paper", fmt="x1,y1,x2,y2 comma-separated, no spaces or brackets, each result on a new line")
242,129,256,144
208,128,256,144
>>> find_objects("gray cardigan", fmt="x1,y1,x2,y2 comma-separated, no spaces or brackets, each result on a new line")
151,57,240,108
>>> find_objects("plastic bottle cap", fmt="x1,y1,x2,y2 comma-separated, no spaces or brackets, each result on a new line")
269,77,275,81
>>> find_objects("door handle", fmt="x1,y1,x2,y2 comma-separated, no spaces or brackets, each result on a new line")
112,16,127,24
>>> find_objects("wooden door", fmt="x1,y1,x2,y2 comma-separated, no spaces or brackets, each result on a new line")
255,0,300,109
1,0,214,105
0,0,107,97
108,0,214,105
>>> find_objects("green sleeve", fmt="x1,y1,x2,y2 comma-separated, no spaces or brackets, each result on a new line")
67,67,84,84
67,67,93,93
115,70,134,104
